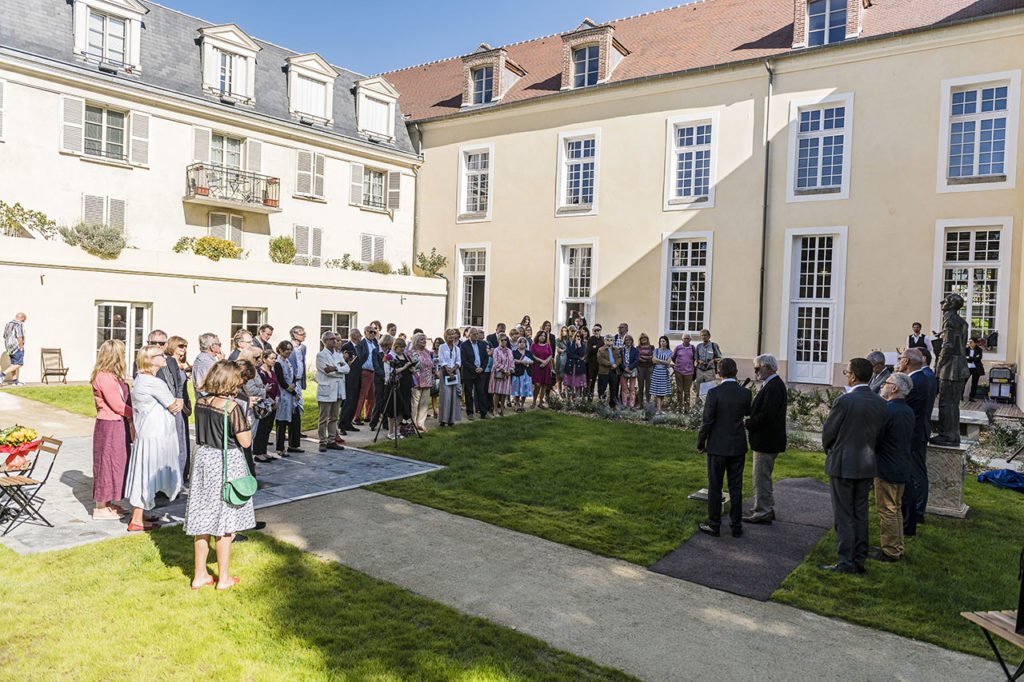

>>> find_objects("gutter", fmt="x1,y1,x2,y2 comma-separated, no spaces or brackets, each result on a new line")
756,59,774,357
411,122,422,272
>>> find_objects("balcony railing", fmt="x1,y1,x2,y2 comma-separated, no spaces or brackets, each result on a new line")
185,163,281,212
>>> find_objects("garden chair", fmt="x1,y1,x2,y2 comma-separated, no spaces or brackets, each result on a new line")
40,348,69,384
0,436,61,535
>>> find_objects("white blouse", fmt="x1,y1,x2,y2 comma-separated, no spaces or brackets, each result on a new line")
438,341,461,369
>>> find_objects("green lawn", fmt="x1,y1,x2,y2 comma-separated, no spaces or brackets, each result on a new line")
370,411,1024,661
0,529,633,681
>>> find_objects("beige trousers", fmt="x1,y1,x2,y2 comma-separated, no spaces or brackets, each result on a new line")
411,387,432,431
873,478,905,559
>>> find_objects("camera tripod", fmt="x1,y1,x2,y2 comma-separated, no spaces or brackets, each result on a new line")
372,378,422,448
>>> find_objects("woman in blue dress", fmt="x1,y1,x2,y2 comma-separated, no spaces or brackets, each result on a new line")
511,336,534,412
649,335,673,414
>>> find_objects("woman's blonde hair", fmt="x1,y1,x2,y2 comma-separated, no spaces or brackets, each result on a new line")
91,339,127,383
134,344,163,376
164,335,188,356
203,360,243,397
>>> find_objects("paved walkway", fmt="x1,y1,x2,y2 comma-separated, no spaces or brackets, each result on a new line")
261,490,997,682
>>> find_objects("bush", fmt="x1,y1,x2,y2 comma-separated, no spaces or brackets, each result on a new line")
59,222,126,259
269,236,297,264
416,247,448,277
366,259,394,275
0,200,58,240
397,262,411,276
172,236,196,253
193,236,242,261
325,253,364,270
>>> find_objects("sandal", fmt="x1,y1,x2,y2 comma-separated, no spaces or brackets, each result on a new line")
216,576,241,591
92,508,122,520
127,522,160,532
191,576,216,591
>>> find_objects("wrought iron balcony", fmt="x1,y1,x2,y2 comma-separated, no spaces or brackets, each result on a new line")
184,163,282,214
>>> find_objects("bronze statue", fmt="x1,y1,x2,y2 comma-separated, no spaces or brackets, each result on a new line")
931,293,969,446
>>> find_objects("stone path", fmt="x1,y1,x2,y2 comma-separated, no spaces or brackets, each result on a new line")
260,490,997,682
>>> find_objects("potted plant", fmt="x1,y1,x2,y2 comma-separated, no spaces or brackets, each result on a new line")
263,178,280,207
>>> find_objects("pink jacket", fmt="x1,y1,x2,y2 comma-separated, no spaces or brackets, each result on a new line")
93,372,133,421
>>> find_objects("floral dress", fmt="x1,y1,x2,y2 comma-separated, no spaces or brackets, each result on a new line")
489,346,514,395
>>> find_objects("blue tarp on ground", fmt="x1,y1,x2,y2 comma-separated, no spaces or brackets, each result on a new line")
978,469,1024,492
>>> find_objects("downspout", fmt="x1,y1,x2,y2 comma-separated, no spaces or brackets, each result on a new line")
411,121,451,327
756,59,774,356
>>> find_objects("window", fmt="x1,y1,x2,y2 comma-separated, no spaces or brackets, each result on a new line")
295,75,328,119
96,302,149,364
948,85,1008,182
296,151,325,199
87,10,126,64
361,97,392,137
561,135,597,210
666,240,709,334
464,151,490,214
209,212,243,247
942,227,1005,349
199,25,260,103
807,0,847,47
82,194,126,232
207,47,251,100
459,249,487,327
211,133,243,169
218,49,234,95
231,308,266,340
796,105,845,192
559,244,594,322
673,122,712,202
354,77,399,139
84,105,125,160
360,234,385,264
293,225,323,267
472,67,494,105
573,45,599,88
321,311,356,345
362,168,386,209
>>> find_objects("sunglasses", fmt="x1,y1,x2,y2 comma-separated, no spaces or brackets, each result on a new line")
153,341,167,346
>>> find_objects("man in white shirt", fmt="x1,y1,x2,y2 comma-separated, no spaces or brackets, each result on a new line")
315,331,349,453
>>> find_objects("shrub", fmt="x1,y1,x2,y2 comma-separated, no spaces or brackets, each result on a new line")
269,236,297,264
193,236,242,261
416,247,448,277
397,262,411,276
172,236,196,253
0,201,59,240
985,422,1024,452
59,222,126,259
325,253,364,270
366,259,394,275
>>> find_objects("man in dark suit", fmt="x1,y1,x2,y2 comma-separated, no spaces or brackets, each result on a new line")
460,328,490,419
254,324,274,352
897,348,933,536
743,354,787,525
872,371,915,563
867,351,891,394
697,358,752,538
820,357,887,574
338,328,368,433
486,323,506,349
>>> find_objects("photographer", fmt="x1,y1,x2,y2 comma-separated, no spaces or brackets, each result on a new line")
388,337,416,438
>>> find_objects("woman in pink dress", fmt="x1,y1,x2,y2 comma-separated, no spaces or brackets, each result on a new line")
410,333,435,431
488,335,514,415
91,339,133,521
530,330,554,409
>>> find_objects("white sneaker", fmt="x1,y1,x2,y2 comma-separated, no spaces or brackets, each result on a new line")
10,380,24,387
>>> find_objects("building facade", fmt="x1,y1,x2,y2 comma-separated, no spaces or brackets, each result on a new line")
385,1,1024,393
0,0,445,380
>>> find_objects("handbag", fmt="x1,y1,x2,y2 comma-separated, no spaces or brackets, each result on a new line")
221,402,257,505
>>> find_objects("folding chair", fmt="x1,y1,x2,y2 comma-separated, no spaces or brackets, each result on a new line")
0,436,62,535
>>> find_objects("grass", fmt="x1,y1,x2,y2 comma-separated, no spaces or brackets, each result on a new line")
0,529,634,681
369,410,1024,662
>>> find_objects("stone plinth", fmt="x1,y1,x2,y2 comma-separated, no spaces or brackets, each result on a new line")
926,443,970,518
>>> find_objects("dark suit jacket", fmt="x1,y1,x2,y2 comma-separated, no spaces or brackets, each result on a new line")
868,367,891,394
922,366,938,439
254,338,273,352
821,386,887,479
460,340,489,380
486,333,500,349
697,380,752,458
877,398,914,483
966,346,985,375
746,375,787,454
906,370,930,447
371,348,386,379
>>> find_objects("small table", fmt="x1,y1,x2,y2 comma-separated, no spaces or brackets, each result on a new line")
961,610,1024,680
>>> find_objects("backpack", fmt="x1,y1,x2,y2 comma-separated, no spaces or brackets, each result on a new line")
3,321,19,355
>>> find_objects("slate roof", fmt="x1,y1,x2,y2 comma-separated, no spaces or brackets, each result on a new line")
0,0,417,155
381,0,1024,122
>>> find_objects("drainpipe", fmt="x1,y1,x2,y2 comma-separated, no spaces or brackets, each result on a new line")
756,59,774,356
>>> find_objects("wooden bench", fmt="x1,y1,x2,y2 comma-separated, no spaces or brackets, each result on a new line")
40,348,69,385
961,610,1024,680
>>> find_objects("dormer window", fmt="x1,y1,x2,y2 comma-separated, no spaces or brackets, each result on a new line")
200,25,261,104
287,53,338,125
355,77,400,141
73,0,147,71
808,0,848,46
573,46,600,88
472,67,494,105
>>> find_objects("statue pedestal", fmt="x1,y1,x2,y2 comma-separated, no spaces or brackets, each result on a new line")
925,443,970,518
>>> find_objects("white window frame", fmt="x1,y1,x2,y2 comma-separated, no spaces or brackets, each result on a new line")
572,45,600,88
553,238,599,326
357,94,395,140
658,231,714,337
230,307,266,339
320,311,357,344
95,301,150,363
786,92,854,202
778,226,849,383
362,168,387,209
457,142,494,223
86,9,127,65
72,0,144,70
663,111,719,211
806,0,848,47
455,243,491,329
930,217,1013,362
555,129,600,217
936,71,1020,194
210,132,244,169
199,26,259,104
84,104,127,161
471,67,494,105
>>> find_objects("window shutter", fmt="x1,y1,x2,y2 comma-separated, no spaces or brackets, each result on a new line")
229,214,243,247
203,47,219,92
0,80,6,140
232,54,248,99
128,112,149,165
313,153,325,199
311,227,323,267
245,139,261,173
82,194,105,225
349,163,364,205
294,224,310,265
107,198,126,232
387,171,401,211
296,150,313,195
360,234,372,263
373,236,385,262
208,213,227,240
193,126,211,163
61,95,85,154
